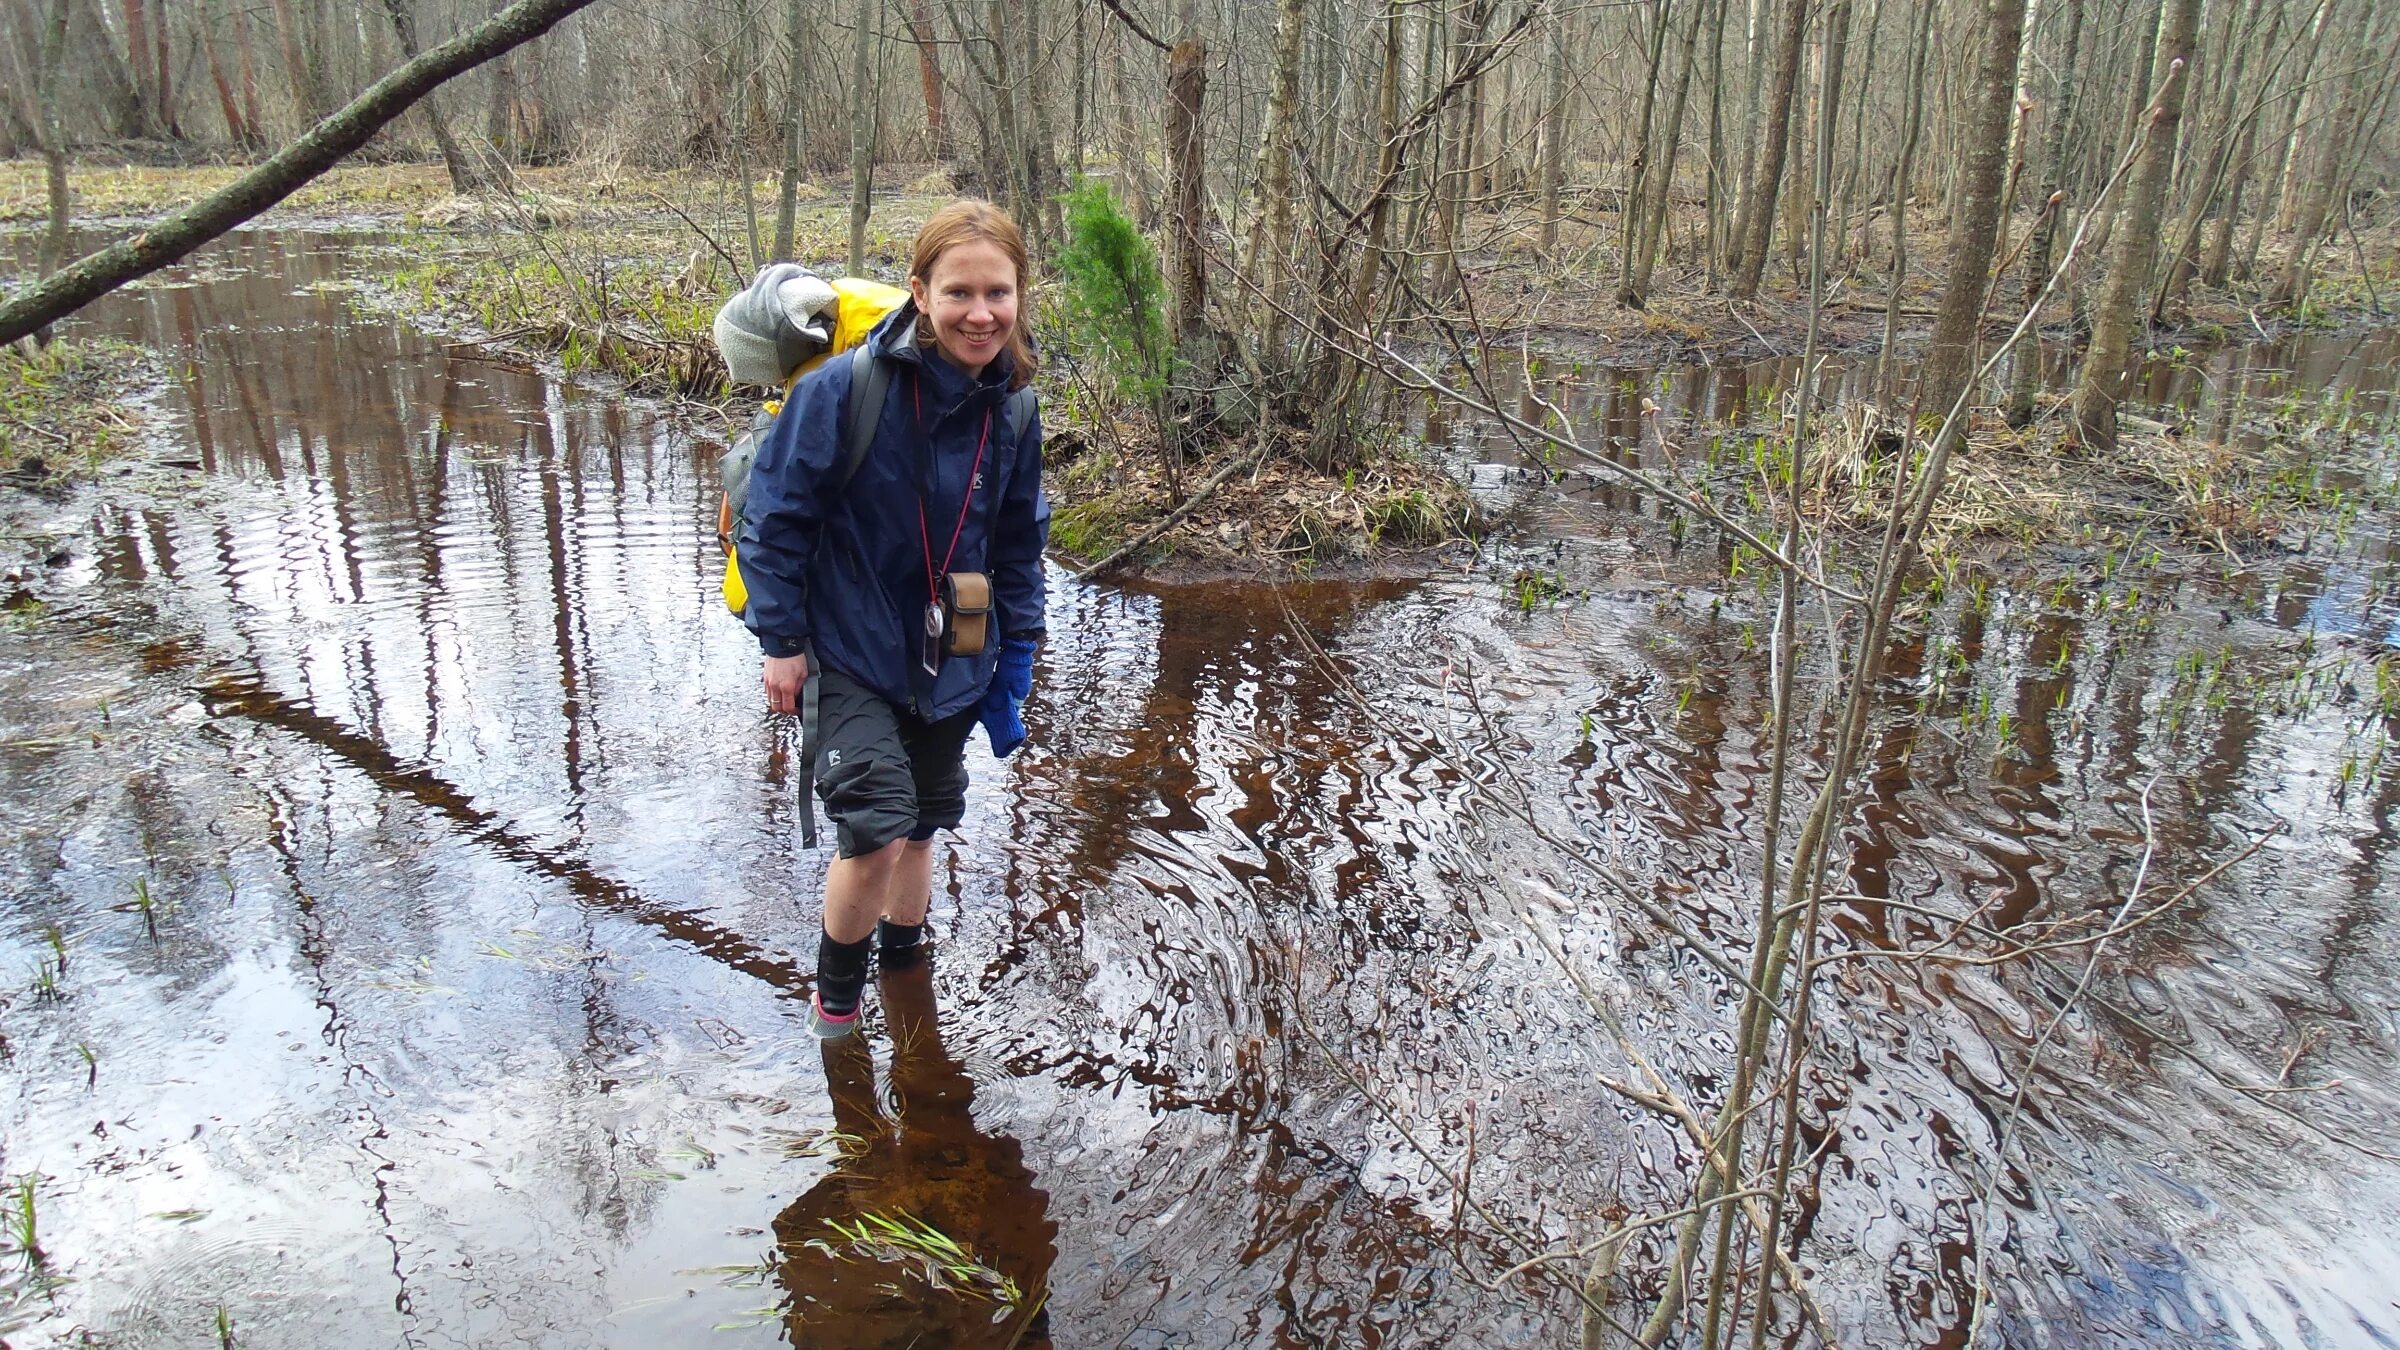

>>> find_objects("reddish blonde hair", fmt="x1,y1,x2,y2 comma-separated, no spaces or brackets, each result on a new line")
908,200,1037,389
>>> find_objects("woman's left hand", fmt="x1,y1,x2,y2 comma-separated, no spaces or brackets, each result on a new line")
763,653,809,715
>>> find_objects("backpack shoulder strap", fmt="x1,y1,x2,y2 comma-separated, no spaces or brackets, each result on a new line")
837,341,891,493
1001,385,1037,447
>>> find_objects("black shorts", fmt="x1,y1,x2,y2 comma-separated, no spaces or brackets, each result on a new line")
811,667,979,857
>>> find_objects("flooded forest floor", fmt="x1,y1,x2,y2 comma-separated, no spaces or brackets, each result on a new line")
10,158,2393,575
1,171,2398,1348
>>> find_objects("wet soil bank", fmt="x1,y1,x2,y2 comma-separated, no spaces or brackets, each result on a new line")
0,339,159,482
1,229,2397,1347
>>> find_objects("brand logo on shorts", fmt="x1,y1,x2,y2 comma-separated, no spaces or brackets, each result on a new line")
828,750,842,765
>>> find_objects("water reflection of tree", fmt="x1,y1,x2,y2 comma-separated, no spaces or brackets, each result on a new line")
775,966,1056,1348
977,579,1540,1342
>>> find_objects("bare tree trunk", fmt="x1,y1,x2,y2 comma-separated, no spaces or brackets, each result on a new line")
903,0,948,161
1726,0,1768,275
1244,0,1308,366
847,0,876,272
1918,0,2028,445
1628,0,1708,304
2070,0,2197,453
2005,0,2083,425
33,0,73,345
733,0,764,272
1878,0,1934,404
200,0,249,144
383,0,485,192
1704,0,1727,286
2268,0,2369,307
303,0,336,115
1163,35,1206,341
1613,0,1670,305
2239,1,2324,281
1070,0,1085,175
773,0,806,260
2085,0,2162,260
1778,89,1808,280
2269,0,2330,231
1307,0,1399,442
1985,0,2037,284
1833,0,1883,266
1537,11,1566,253
1020,0,1062,245
153,0,176,134
1398,0,1443,304
980,0,1032,224
233,0,261,142
2198,46,2267,288
1103,26,1152,220
265,0,320,120
484,0,515,158
521,11,557,158
2154,0,2264,317
71,0,149,137
1464,23,1488,201
1433,0,1484,303
1729,0,1808,298
123,0,157,129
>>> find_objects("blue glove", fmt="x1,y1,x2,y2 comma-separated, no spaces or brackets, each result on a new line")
980,637,1039,758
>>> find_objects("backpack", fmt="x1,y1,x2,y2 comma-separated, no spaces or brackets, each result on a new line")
715,295,1036,621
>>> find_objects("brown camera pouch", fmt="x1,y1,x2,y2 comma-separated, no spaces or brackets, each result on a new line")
941,572,991,656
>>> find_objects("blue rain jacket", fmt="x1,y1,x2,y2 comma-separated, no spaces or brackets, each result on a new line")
738,305,1049,721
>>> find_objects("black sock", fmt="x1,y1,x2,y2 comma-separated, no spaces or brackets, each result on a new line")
876,919,926,969
815,932,873,1015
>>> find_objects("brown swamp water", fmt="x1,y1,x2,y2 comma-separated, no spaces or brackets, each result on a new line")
1,230,2397,1348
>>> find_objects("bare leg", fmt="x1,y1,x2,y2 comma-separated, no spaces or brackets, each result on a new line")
822,838,936,941
822,840,904,943
883,839,935,926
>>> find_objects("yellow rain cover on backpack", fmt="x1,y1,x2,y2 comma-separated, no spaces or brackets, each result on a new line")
721,276,911,617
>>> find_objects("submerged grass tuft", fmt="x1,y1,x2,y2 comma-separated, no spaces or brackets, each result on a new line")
6,1176,41,1267
807,1209,1023,1308
114,875,161,938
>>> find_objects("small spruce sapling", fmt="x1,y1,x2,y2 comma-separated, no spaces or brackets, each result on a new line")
1054,180,1181,495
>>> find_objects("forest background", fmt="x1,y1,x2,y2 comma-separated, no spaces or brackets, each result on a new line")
3,0,2395,512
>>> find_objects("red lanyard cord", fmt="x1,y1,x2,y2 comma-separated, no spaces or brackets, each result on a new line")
919,404,993,603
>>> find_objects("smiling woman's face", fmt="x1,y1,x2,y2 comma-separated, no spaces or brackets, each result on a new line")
910,240,1018,378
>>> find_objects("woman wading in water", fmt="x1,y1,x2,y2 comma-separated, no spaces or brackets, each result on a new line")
740,201,1050,1037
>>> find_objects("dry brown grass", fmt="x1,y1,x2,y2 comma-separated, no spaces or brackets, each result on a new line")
0,159,854,226
1783,392,2390,559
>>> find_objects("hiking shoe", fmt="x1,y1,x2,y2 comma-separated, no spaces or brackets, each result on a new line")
807,990,861,1040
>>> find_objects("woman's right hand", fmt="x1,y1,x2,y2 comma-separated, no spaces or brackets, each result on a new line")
763,653,809,715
